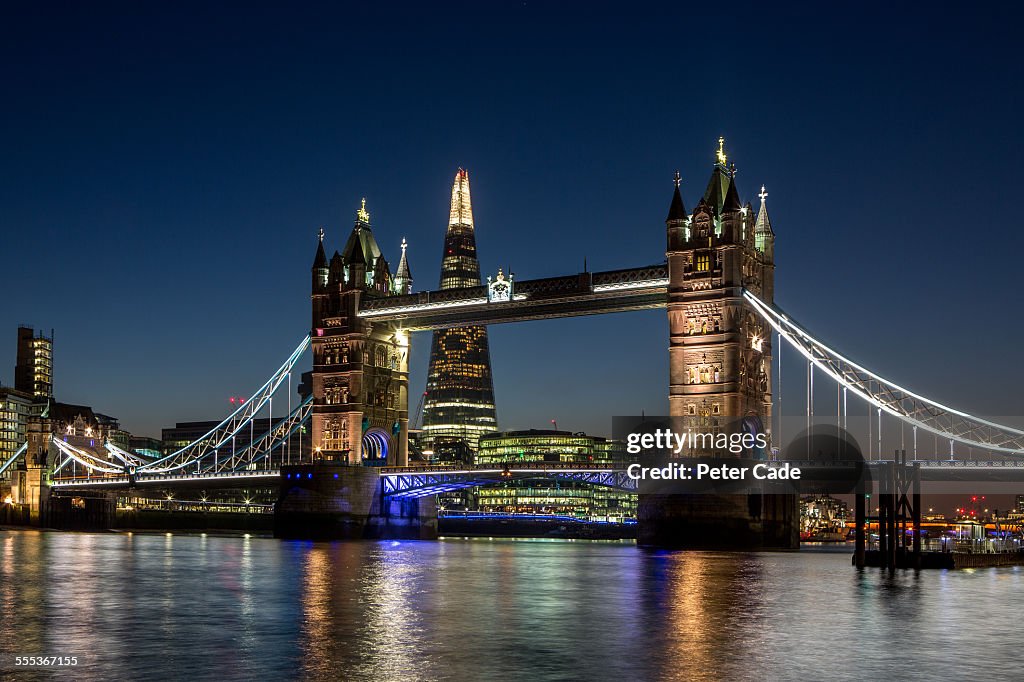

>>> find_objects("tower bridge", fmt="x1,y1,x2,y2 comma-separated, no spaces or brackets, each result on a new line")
7,141,1024,547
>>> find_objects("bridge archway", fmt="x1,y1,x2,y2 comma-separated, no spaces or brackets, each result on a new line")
362,428,392,465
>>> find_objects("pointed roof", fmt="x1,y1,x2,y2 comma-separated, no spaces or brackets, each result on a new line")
449,168,474,229
666,171,687,223
702,165,731,215
755,185,774,237
313,228,327,268
721,175,741,214
702,137,735,215
341,199,382,266
395,238,412,281
346,233,366,265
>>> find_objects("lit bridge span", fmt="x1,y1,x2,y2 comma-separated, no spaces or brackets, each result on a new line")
46,459,1024,495
9,290,1024,494
358,264,669,330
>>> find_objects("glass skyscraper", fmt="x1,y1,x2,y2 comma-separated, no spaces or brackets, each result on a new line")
420,169,498,453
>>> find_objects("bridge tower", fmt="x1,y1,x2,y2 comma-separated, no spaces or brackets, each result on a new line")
641,138,796,548
15,413,53,525
310,201,411,466
666,138,774,435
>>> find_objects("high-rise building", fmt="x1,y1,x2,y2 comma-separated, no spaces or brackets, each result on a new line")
15,327,53,399
420,169,498,453
0,387,39,467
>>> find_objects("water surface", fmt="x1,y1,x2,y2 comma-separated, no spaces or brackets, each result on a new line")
0,531,1018,680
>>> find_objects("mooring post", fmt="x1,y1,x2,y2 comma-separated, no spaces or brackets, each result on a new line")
912,461,922,569
888,461,897,572
877,462,888,568
855,479,866,568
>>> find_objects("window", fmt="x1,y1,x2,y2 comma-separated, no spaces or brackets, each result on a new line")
696,254,710,272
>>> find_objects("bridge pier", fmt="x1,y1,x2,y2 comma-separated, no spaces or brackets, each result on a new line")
637,492,798,550
274,464,436,540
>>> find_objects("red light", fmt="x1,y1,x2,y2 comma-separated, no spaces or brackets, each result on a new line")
972,496,977,502
230,397,236,403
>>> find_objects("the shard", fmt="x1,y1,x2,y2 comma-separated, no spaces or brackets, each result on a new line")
420,169,498,453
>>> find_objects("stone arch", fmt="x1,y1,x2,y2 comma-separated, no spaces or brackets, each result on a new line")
362,427,392,465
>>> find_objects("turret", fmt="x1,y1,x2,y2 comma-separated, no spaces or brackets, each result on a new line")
328,250,344,285
312,227,328,290
393,238,413,294
666,171,688,251
755,185,775,261
372,255,391,293
347,232,366,290
340,198,385,291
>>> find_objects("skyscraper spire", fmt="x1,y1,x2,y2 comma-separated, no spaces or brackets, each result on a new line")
449,168,473,229
422,168,498,452
438,169,483,289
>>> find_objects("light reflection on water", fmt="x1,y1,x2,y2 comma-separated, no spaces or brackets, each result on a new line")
0,531,1020,681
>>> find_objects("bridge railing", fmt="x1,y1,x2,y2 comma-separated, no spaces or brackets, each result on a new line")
380,462,628,475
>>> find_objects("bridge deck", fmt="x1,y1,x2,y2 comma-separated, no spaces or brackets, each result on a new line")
357,265,668,330
49,458,1024,493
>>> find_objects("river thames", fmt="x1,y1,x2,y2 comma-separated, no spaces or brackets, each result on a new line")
0,530,1018,681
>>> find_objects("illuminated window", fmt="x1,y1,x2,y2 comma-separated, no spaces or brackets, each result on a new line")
696,254,710,272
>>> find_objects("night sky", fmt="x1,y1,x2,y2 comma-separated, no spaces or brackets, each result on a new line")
2,2,1023,449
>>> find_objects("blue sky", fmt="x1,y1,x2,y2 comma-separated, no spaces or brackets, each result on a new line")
2,1,1022,442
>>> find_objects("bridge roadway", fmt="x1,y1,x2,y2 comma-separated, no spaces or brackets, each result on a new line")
48,459,1024,496
357,264,669,330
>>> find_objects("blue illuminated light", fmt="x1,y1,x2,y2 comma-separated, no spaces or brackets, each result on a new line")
307,473,312,479
333,473,339,479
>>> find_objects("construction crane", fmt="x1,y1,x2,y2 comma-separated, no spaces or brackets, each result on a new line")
413,391,428,430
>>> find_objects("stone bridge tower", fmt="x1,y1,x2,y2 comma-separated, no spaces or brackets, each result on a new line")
640,139,796,549
310,201,411,466
666,138,775,443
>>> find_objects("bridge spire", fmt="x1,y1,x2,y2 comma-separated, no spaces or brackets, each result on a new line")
394,238,413,294
666,171,687,223
754,184,775,253
313,227,327,268
703,137,737,216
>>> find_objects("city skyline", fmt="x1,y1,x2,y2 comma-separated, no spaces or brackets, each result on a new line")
3,3,1024,440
